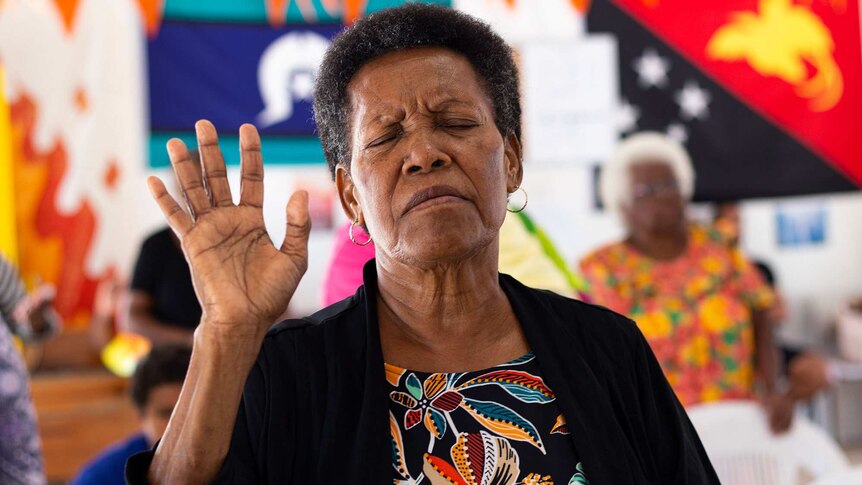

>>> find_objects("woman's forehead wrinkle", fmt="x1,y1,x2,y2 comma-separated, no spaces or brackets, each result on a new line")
417,81,480,115
348,94,371,137
348,50,492,135
441,61,461,85
370,113,403,126
351,87,396,129
432,62,493,116
430,61,463,97
435,96,475,115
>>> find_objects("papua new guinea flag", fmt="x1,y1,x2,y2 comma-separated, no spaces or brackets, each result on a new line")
586,0,861,201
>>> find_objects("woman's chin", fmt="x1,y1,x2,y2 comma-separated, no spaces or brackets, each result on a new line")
391,226,493,267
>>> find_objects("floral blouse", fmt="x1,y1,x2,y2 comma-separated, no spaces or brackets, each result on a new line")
579,224,775,407
387,352,589,485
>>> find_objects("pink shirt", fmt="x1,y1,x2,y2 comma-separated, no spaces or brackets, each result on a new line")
321,223,376,307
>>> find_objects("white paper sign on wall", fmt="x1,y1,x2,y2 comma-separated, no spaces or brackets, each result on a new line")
521,35,619,166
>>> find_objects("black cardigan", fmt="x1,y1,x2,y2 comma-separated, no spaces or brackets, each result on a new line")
127,262,719,484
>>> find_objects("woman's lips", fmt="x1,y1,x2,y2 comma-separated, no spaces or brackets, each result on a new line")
403,185,467,215
407,194,466,213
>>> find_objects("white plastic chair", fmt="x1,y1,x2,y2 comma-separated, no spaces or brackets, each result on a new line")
810,466,862,485
687,400,850,485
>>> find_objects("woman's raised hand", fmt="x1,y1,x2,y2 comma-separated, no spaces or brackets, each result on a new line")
147,121,310,339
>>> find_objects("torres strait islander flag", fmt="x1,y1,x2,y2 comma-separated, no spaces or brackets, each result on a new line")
147,0,449,169
586,0,862,200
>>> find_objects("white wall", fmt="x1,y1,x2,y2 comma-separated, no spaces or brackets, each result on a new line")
741,192,862,346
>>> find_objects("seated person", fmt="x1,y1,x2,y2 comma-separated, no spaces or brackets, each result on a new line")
0,255,60,485
752,261,832,406
71,345,191,485
127,153,203,346
715,202,832,407
580,132,788,431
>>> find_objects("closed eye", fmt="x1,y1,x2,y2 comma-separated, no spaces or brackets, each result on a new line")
365,130,401,148
366,136,393,148
438,119,479,129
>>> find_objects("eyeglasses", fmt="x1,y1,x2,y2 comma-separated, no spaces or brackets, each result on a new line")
631,180,680,200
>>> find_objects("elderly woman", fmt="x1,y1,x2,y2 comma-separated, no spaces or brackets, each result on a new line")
127,6,717,484
580,132,789,430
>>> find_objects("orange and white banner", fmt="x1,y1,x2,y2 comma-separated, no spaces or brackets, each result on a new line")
0,0,152,327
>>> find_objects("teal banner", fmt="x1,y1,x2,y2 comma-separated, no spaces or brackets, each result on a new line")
163,0,450,23
149,132,326,167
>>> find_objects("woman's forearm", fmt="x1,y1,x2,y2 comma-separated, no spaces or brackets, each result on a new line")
752,309,778,394
148,325,265,484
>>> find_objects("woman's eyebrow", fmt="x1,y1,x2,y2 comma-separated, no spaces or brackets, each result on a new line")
364,113,404,129
426,97,475,112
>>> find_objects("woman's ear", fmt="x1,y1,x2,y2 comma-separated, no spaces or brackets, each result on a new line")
335,164,364,224
504,133,524,192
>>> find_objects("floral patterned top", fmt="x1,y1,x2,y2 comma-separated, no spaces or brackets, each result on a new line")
387,352,588,485
579,224,775,407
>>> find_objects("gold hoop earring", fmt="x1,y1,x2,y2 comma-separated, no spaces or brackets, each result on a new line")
349,220,373,246
507,187,528,213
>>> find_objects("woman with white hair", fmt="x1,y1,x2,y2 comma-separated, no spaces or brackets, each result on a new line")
579,132,792,431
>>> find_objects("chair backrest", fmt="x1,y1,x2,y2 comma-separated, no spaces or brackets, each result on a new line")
809,466,862,485
687,400,850,485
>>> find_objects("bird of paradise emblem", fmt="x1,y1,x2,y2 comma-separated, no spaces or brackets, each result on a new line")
706,0,844,111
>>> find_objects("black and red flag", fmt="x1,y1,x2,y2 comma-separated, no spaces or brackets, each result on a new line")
586,0,862,200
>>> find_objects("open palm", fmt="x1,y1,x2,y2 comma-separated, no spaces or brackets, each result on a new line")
148,121,310,336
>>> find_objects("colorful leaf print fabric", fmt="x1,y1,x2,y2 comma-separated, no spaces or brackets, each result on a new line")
387,352,588,485
579,224,776,406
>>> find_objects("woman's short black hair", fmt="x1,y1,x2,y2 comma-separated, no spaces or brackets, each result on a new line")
313,3,521,178
130,345,192,410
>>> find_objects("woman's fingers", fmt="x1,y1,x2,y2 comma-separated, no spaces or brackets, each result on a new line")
167,138,211,219
239,124,264,208
147,175,192,236
280,191,311,262
196,120,234,207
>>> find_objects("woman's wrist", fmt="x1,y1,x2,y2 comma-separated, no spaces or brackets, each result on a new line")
194,322,266,359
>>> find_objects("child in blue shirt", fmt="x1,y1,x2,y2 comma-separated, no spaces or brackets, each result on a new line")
71,345,190,485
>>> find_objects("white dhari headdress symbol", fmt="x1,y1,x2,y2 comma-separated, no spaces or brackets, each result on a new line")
256,31,331,128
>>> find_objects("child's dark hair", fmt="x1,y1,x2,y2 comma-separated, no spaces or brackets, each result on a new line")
130,345,192,410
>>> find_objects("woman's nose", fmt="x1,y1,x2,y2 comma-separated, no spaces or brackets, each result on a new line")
402,132,452,175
